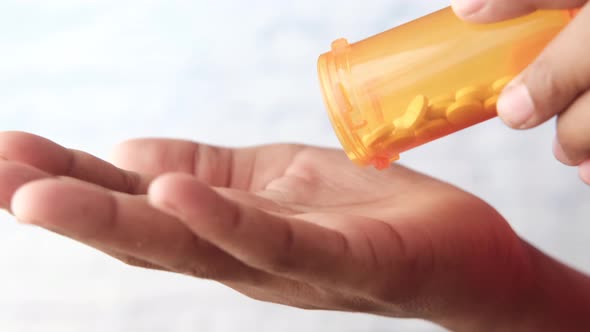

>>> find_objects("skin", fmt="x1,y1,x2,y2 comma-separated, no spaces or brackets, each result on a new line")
451,0,590,184
0,131,589,331
1,1,589,330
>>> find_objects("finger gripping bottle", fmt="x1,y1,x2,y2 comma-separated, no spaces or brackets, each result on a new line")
317,6,578,169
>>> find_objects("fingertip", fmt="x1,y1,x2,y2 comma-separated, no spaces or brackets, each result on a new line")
552,139,577,166
0,131,40,144
0,132,70,174
147,173,243,241
109,142,129,165
11,178,113,237
11,178,55,224
0,161,47,210
11,186,31,223
497,83,537,129
109,139,143,169
148,173,213,215
579,160,590,185
148,173,188,200
451,0,486,19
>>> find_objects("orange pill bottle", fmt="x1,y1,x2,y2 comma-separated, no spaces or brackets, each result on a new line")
317,6,578,169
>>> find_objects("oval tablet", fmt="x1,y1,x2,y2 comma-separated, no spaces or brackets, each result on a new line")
484,95,499,114
455,86,490,101
394,95,429,129
492,76,513,93
362,123,395,147
446,100,484,125
428,101,452,119
429,94,454,105
382,128,416,151
416,119,450,139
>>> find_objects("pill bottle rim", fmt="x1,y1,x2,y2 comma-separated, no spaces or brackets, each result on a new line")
317,42,369,166
568,8,581,18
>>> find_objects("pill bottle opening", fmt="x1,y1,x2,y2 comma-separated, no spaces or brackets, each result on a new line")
317,41,369,166
568,8,581,18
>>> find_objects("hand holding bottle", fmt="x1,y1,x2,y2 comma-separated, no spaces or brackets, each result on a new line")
453,0,590,184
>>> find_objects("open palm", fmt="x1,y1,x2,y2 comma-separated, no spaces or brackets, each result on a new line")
0,131,548,330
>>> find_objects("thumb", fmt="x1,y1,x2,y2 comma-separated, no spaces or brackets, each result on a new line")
493,4,590,129
451,0,587,23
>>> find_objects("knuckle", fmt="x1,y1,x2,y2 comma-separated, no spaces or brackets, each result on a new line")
122,170,142,195
364,222,438,305
74,192,118,240
225,201,246,234
556,129,587,165
526,58,568,118
263,223,298,274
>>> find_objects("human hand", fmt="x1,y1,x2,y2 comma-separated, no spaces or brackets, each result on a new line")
1,131,589,331
451,0,590,185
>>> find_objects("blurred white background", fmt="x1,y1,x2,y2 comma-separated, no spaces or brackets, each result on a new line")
0,1,588,331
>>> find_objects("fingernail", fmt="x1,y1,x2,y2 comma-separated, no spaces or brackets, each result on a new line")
452,0,486,16
580,160,590,185
497,83,535,128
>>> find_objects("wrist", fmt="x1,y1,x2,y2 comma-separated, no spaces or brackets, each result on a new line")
505,241,590,332
445,240,590,332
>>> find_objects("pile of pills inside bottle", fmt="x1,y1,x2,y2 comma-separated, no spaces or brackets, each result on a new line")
360,75,513,166
318,7,574,169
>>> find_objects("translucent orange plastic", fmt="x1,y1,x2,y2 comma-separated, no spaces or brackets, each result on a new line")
318,6,577,169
